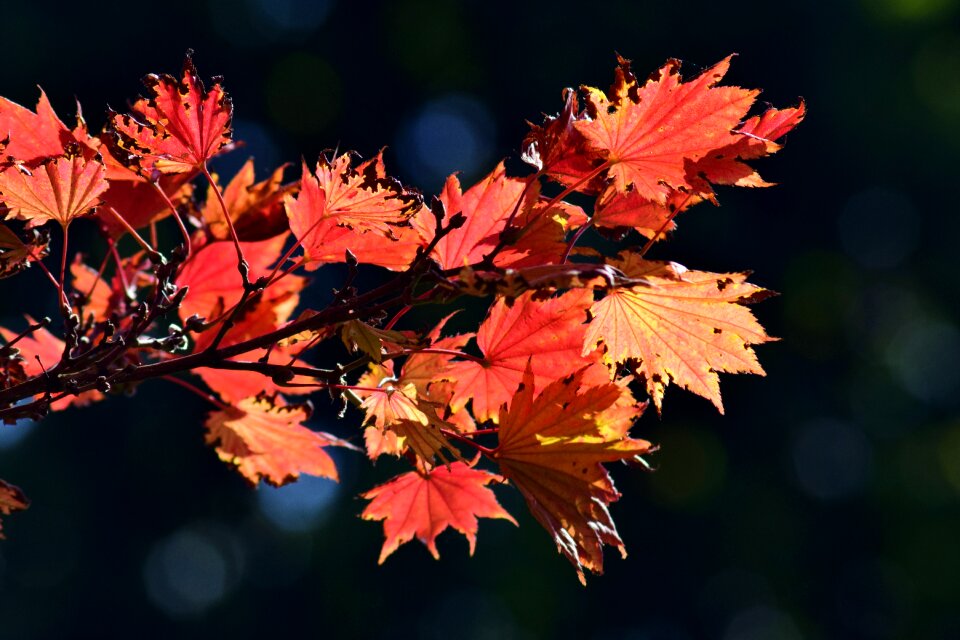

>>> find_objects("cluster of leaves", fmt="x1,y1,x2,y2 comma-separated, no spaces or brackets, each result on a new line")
0,53,802,582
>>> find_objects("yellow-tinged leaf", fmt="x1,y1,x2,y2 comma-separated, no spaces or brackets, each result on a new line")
583,254,775,413
493,366,650,583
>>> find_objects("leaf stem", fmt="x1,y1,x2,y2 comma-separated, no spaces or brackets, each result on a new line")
149,180,192,262
103,206,158,256
201,163,250,287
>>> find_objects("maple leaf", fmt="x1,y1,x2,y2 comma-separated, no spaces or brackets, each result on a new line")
411,163,535,270
449,288,594,422
285,153,422,270
107,52,233,174
361,461,516,563
204,395,354,487
0,317,103,410
583,253,775,412
0,223,48,279
358,379,428,432
0,90,91,165
353,316,474,463
493,366,651,583
0,145,108,229
0,478,29,539
202,159,292,241
576,56,757,204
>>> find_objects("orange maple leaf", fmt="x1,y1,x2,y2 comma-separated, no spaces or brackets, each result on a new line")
354,316,474,462
0,146,108,229
285,152,422,270
204,395,354,487
448,288,594,422
202,159,292,241
583,253,775,412
493,366,651,583
411,163,536,270
689,101,807,189
361,461,516,563
575,56,757,204
0,90,89,165
0,479,29,540
107,53,232,174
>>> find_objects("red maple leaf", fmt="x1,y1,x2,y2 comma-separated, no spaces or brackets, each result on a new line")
575,56,757,203
0,90,88,165
448,288,595,422
361,461,516,563
177,235,304,350
285,153,422,270
0,145,108,230
107,52,233,175
412,163,534,270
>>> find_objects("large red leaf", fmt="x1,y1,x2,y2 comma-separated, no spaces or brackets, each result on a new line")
448,288,594,422
0,90,84,164
107,53,232,174
361,461,516,563
412,163,535,270
493,366,650,583
575,56,757,204
177,235,304,350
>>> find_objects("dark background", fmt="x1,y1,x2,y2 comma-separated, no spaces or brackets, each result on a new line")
1,0,959,638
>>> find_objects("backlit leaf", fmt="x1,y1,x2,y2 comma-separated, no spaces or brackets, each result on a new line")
449,289,594,422
204,395,354,487
107,53,233,174
362,461,516,563
583,253,775,412
493,366,650,582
